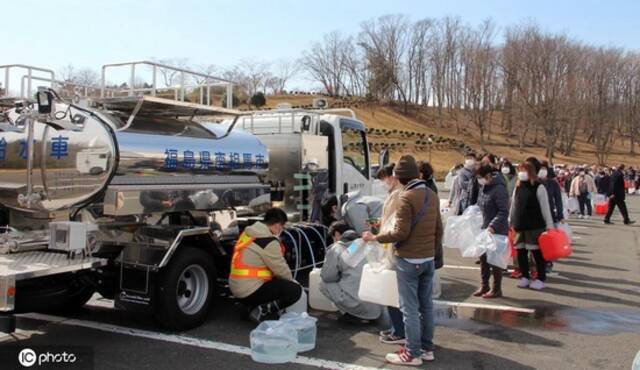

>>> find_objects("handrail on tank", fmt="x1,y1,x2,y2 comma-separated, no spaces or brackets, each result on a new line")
19,75,111,100
100,61,235,108
0,64,56,98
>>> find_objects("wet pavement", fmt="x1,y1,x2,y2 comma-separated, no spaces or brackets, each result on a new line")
1,191,640,369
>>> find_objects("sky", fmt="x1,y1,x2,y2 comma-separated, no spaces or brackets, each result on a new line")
1,0,639,91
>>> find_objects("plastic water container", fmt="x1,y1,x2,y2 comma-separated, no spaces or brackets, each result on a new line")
308,268,338,312
632,349,640,370
538,229,572,261
358,263,399,307
280,312,318,352
250,320,298,364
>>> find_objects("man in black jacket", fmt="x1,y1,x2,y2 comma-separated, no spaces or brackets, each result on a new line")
604,164,635,225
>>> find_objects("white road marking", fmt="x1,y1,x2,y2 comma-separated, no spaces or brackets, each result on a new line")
17,313,386,370
443,265,480,270
443,265,515,273
434,300,536,314
571,226,588,229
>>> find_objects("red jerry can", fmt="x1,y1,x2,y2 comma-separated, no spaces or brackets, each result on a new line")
595,203,608,215
538,229,572,261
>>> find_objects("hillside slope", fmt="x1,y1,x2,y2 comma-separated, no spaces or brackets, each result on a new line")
256,94,638,177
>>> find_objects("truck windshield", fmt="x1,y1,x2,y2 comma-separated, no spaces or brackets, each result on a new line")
341,126,369,179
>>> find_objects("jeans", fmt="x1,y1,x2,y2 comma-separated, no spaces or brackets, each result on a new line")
395,258,435,357
577,193,592,216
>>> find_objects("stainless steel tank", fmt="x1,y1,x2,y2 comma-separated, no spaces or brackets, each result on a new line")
0,102,270,214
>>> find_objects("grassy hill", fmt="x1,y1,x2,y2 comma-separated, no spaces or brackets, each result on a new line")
250,94,639,178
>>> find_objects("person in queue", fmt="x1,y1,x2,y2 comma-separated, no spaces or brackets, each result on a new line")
500,159,517,197
569,167,596,219
417,160,438,194
377,163,408,345
363,155,442,366
319,221,381,322
449,151,477,215
229,208,303,323
473,164,509,298
509,162,555,290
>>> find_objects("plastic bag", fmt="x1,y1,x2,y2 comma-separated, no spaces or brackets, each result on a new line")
340,239,367,267
568,197,579,213
432,270,442,299
561,192,570,220
462,229,491,258
444,205,483,250
364,241,386,267
557,222,573,241
486,234,510,269
440,199,454,225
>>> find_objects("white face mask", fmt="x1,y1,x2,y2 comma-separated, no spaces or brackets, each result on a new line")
538,169,548,179
501,167,510,175
478,178,488,186
518,172,529,181
464,159,476,169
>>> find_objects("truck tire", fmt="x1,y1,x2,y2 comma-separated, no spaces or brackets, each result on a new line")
155,247,216,330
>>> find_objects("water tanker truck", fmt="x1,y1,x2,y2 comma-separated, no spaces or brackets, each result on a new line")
0,63,387,332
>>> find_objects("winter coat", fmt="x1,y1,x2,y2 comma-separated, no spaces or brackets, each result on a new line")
569,175,597,198
376,180,443,259
340,192,383,233
228,222,293,299
609,170,627,200
543,179,564,223
319,231,382,320
476,173,509,236
451,167,474,215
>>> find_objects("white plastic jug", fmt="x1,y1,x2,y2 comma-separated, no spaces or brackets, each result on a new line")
308,268,338,312
279,312,318,352
250,320,298,364
358,263,399,307
432,270,442,299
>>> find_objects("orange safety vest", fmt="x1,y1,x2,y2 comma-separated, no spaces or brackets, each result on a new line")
229,232,274,281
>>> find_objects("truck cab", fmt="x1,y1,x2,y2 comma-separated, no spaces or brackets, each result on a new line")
233,106,378,222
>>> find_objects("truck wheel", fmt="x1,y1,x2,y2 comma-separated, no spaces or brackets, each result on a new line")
155,247,216,330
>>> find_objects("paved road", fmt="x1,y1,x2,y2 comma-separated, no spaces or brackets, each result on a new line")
2,193,640,370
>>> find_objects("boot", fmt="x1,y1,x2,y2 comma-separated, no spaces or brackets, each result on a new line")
473,260,490,297
483,270,503,299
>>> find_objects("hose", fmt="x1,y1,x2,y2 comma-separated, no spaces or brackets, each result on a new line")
281,229,300,280
293,226,316,269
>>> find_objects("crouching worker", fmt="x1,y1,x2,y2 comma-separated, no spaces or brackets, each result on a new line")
319,221,382,322
229,208,303,323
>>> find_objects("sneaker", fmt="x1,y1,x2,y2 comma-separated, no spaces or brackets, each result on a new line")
379,329,393,337
585,215,591,220
248,302,279,323
386,348,422,366
421,350,435,362
517,277,530,288
604,220,614,225
380,333,406,344
625,220,636,225
529,279,545,290
578,214,584,219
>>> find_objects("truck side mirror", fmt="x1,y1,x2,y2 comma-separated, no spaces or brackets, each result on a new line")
379,149,390,168
36,90,53,114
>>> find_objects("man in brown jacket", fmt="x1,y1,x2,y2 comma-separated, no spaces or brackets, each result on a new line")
363,155,443,366
229,208,302,322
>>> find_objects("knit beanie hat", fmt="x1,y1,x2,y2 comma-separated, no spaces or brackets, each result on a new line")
394,155,419,180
